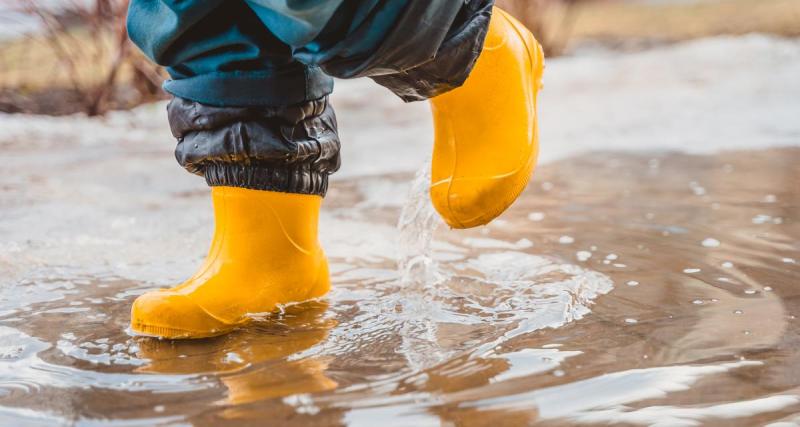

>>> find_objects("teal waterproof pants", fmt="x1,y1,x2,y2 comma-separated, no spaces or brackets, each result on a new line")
127,0,494,107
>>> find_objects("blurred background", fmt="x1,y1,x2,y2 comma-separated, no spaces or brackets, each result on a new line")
1,0,798,116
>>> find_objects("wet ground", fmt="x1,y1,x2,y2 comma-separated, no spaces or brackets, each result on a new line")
1,146,799,426
0,36,799,425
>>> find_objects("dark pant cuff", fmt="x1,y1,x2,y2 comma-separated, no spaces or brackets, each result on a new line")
168,95,340,197
204,163,328,196
371,0,494,102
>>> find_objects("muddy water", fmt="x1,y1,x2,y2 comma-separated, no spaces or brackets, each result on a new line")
0,142,797,425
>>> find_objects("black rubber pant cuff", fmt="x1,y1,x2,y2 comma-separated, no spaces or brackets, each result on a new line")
203,163,328,196
169,96,340,196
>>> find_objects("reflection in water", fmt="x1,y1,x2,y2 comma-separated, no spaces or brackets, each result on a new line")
136,301,338,406
0,149,798,425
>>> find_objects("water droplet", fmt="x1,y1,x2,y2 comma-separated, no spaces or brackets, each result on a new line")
515,238,534,249
683,268,701,273
701,238,720,248
528,212,545,221
626,280,639,287
689,181,706,196
763,286,772,292
692,300,704,305
605,254,618,260
613,263,627,268
558,235,575,244
224,352,244,364
782,258,796,264
576,251,592,262
733,310,744,315
752,214,772,224
553,369,565,377
722,261,733,268
625,318,638,324
744,289,757,295
154,405,165,413
743,330,751,335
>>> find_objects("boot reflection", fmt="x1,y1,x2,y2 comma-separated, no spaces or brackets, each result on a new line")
136,300,337,405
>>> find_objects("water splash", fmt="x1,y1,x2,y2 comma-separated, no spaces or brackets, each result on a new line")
389,163,615,370
394,161,451,369
396,160,443,290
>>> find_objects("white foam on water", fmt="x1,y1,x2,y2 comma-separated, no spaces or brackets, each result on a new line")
463,361,771,422
489,348,583,383
0,327,208,393
573,395,800,426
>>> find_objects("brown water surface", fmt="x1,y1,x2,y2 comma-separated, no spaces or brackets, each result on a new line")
0,147,798,426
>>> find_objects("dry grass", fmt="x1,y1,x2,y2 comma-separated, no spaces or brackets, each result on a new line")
0,29,163,114
568,0,800,43
0,0,164,115
0,29,117,91
498,0,800,54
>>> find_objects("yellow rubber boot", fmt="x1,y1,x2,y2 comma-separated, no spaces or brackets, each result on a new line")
429,7,545,229
130,187,330,339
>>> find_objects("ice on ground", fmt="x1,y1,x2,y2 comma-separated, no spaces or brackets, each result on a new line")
1,35,798,177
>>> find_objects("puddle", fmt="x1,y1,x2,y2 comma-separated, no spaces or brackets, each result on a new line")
0,140,798,425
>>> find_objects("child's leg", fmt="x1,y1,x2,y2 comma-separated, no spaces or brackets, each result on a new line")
426,9,545,228
127,1,339,338
346,3,544,228
244,0,543,229
126,0,487,338
125,0,534,338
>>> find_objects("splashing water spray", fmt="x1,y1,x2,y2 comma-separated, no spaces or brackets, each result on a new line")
397,161,444,289
393,161,454,369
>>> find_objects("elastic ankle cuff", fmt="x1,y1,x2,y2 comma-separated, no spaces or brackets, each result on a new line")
168,96,340,197
204,163,328,196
